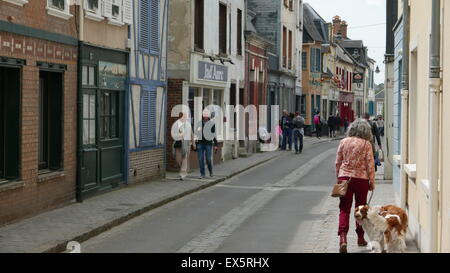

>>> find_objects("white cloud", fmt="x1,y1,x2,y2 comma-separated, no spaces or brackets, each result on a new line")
366,0,382,6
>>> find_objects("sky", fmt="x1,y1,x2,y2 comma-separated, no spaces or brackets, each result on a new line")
306,0,386,84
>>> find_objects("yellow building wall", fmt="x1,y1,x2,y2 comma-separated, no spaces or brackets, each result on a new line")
408,0,432,247
83,19,128,50
440,0,450,253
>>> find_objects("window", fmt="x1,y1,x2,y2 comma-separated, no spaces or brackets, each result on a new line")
237,9,242,56
100,91,120,140
289,0,294,11
315,48,321,72
139,0,160,54
83,94,96,145
39,71,63,172
282,26,287,68
219,3,227,55
111,0,121,20
140,88,156,146
284,0,288,8
302,52,307,70
85,0,103,22
288,30,292,69
194,0,204,51
82,65,96,86
47,0,72,19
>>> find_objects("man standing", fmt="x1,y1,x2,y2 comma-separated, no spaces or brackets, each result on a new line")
280,110,293,151
377,115,385,137
194,109,219,179
364,113,382,171
293,112,305,154
334,113,341,137
327,115,335,138
313,111,322,139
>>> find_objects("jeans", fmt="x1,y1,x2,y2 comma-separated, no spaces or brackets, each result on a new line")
293,129,303,153
197,143,213,177
282,128,292,150
337,177,370,236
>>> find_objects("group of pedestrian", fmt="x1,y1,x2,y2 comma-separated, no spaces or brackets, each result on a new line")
327,113,343,138
334,112,384,253
279,110,305,154
172,109,218,181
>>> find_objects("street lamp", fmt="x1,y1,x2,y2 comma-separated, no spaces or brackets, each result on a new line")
375,66,380,73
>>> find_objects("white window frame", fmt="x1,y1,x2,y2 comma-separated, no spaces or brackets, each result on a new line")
84,0,103,21
107,0,124,26
47,0,73,20
3,0,28,6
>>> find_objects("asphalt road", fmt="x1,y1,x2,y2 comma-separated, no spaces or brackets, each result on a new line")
82,140,340,253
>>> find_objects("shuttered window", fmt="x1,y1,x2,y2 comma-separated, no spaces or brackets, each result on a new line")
140,87,157,146
139,0,159,54
282,26,287,68
302,52,307,70
237,9,242,56
288,30,292,69
194,0,204,50
315,48,321,72
219,3,227,55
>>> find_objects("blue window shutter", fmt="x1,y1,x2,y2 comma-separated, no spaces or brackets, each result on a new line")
317,49,321,72
310,49,314,72
140,87,157,146
139,0,150,53
149,0,160,54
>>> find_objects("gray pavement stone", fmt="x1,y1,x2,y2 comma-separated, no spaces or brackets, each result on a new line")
0,136,337,253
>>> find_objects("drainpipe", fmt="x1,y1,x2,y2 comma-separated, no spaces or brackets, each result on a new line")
76,1,85,202
428,0,441,253
399,0,410,211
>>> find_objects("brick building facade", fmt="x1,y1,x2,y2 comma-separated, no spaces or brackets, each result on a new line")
0,0,78,225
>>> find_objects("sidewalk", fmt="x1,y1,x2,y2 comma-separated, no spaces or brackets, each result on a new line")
302,162,420,253
0,136,336,253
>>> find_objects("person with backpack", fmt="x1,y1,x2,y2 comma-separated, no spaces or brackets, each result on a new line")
314,111,322,139
293,112,305,154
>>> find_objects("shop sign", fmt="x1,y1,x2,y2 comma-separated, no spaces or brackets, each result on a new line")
339,92,354,103
198,61,228,82
353,73,364,84
99,61,127,90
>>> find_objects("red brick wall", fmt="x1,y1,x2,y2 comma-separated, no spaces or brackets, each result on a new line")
0,30,77,225
0,0,77,38
128,148,165,184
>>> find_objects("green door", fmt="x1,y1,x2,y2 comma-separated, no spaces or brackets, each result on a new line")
79,64,125,199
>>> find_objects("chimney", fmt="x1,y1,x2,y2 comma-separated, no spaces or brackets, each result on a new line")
332,15,342,36
341,20,348,39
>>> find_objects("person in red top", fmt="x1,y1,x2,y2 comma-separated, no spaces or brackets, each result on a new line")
335,119,376,253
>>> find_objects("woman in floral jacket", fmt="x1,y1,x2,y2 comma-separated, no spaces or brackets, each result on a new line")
335,119,376,253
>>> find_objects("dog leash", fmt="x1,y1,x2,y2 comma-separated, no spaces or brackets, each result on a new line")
367,189,374,206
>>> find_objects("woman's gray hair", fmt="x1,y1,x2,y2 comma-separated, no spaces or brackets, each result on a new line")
346,119,373,142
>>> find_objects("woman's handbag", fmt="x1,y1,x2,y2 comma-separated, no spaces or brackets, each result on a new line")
331,141,369,198
331,179,350,198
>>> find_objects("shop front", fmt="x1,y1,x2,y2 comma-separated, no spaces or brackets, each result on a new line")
339,91,354,131
77,44,128,200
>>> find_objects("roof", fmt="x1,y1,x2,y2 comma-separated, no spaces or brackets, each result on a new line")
335,43,354,65
339,40,364,48
303,3,328,43
375,90,385,100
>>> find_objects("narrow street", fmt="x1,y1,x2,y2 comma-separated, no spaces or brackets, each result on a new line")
82,141,339,253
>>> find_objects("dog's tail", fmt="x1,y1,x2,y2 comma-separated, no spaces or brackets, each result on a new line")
368,209,388,231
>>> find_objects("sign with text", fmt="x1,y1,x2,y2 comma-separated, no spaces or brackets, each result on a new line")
353,73,364,84
198,61,228,82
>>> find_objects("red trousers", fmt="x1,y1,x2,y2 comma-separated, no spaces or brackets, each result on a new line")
337,177,370,236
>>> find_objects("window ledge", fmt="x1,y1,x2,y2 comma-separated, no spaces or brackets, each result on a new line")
108,19,125,27
404,164,417,179
38,171,65,183
85,11,104,22
393,154,402,166
47,8,73,20
0,180,25,193
3,0,28,6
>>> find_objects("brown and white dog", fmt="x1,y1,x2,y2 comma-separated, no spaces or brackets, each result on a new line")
354,205,385,253
354,204,408,253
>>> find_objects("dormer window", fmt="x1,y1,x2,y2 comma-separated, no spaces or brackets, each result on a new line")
85,0,103,21
47,0,72,20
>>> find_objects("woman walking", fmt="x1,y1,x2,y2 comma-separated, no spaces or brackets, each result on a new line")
172,111,193,180
335,119,376,253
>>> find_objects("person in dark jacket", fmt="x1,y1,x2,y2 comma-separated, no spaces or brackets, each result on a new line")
364,113,382,172
335,114,342,136
194,109,218,179
328,115,335,138
280,110,293,151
